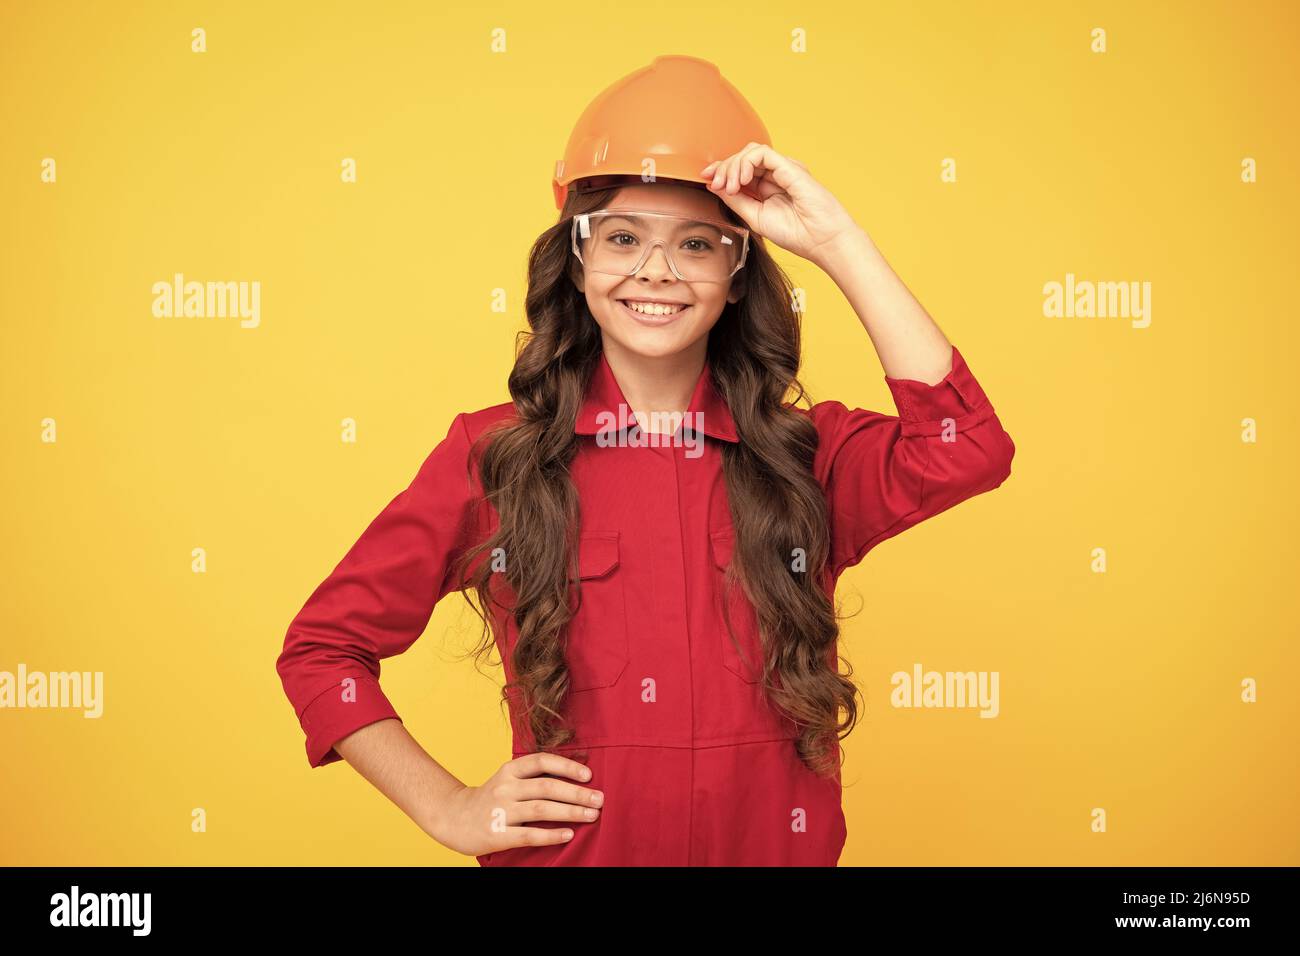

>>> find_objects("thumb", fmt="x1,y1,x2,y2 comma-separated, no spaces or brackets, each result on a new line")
708,181,763,233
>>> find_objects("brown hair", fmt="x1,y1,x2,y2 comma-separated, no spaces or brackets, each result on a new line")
450,182,860,776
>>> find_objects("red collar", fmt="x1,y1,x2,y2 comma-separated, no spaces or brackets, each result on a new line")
574,350,739,444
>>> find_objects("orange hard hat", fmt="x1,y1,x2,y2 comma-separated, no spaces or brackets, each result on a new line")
552,55,772,210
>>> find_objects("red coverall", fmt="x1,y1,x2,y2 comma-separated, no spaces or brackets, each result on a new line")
276,343,1015,865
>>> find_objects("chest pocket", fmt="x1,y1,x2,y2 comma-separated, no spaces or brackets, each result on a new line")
565,531,629,692
709,528,765,684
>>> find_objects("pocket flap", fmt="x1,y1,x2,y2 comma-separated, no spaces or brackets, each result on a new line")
577,531,620,579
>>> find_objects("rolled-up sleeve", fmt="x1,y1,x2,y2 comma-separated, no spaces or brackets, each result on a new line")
809,344,1015,578
276,412,481,768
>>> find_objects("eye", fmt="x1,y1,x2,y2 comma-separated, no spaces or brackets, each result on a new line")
682,237,714,252
607,231,638,246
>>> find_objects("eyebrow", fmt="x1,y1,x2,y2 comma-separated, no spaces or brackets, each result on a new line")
603,214,729,231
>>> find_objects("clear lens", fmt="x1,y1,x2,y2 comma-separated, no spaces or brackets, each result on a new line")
573,210,748,282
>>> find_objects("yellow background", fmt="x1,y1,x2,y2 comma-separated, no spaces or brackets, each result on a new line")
2,0,1296,865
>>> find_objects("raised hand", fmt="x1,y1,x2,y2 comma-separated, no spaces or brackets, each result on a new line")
701,143,863,269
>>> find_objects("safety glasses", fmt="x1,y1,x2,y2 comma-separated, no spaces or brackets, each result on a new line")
571,209,749,283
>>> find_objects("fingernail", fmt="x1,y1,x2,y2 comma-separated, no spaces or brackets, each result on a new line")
584,808,598,820
590,791,604,807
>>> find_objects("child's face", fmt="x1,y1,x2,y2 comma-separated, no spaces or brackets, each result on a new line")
575,183,744,361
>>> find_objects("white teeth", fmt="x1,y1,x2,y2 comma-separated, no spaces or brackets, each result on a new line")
622,300,685,316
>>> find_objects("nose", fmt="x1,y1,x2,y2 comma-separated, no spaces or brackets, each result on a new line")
634,240,677,281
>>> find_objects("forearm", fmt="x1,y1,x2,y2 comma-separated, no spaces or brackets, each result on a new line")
814,226,954,386
333,718,466,842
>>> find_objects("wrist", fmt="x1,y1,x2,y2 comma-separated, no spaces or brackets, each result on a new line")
419,778,469,844
812,224,877,277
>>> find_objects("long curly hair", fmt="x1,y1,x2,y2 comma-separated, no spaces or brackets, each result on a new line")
449,181,860,776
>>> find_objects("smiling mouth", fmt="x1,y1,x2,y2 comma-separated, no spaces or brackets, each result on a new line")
617,299,691,320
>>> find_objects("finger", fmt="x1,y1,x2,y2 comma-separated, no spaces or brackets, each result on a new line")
737,144,806,197
514,773,605,809
739,159,783,200
711,178,763,228
511,751,593,784
722,143,754,193
729,143,774,195
709,154,735,190
726,144,756,194
739,152,757,189
510,798,601,825
714,152,735,192
748,173,785,202
498,824,576,848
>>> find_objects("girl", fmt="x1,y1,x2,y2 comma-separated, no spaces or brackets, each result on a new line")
276,55,1014,866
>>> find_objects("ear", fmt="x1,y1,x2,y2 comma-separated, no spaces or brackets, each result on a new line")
726,273,746,304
